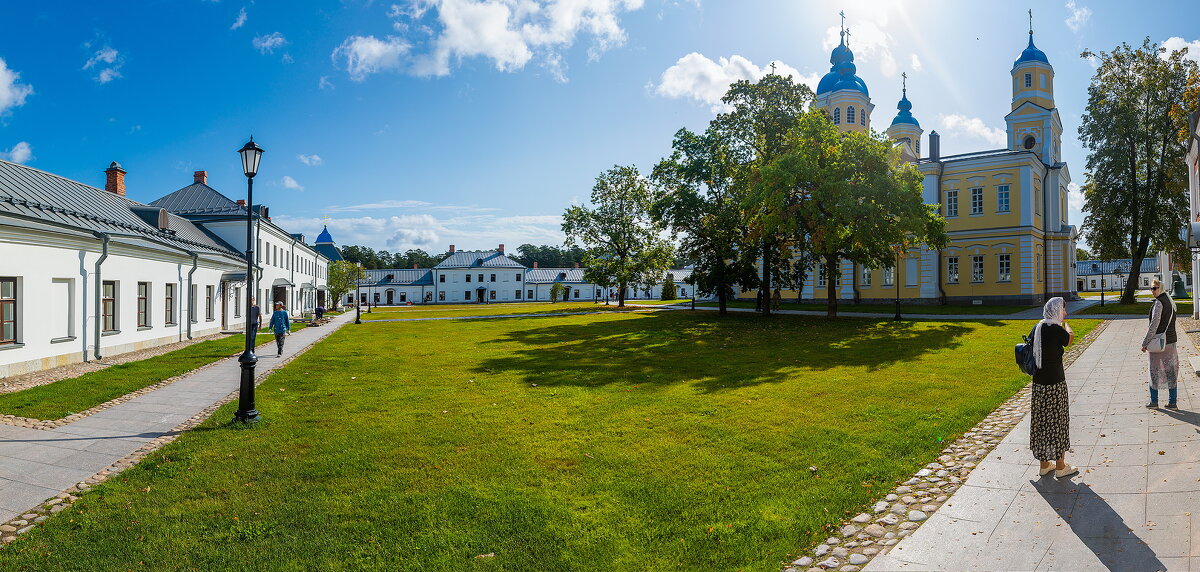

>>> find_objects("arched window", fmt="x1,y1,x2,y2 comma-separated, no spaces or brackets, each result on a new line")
861,111,868,125
833,107,841,124
847,106,856,124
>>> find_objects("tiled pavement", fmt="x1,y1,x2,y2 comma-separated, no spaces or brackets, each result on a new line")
865,318,1200,571
0,311,354,523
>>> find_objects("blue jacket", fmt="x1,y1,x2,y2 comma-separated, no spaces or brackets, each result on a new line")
268,310,291,334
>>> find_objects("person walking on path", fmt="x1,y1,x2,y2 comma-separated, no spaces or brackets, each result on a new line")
1141,278,1180,409
248,297,261,347
269,301,291,357
1030,296,1078,478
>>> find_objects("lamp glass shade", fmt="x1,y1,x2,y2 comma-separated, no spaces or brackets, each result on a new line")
238,139,264,178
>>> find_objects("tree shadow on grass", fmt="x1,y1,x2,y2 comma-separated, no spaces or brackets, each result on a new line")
475,312,983,393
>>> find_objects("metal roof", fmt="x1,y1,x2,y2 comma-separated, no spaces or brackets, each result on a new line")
148,183,244,215
434,250,524,269
1075,259,1159,276
362,268,434,286
525,268,587,283
0,158,243,260
314,243,343,261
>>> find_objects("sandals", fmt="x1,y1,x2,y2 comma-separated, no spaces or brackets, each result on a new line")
1039,465,1055,477
1055,464,1079,478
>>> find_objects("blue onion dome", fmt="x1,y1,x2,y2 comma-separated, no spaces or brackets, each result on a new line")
891,93,919,127
1015,34,1049,65
315,225,334,244
816,32,870,96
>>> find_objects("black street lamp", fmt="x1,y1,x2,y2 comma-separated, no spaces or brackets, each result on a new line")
235,137,264,423
355,279,363,324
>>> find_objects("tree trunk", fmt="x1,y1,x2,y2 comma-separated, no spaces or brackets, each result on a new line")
618,282,626,308
760,239,772,316
717,286,727,315
826,255,838,319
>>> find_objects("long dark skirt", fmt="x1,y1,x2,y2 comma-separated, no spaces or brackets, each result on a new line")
1030,382,1070,462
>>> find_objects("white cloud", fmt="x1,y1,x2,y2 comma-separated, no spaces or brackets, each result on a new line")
823,21,896,78
1162,37,1200,65
336,0,644,81
253,32,288,54
1,141,33,164
938,114,1007,148
83,46,123,84
297,154,323,166
1064,1,1092,33
910,53,922,72
231,7,247,30
327,199,499,213
332,35,410,82
281,175,304,191
274,210,564,253
0,57,33,115
654,52,817,111
318,75,335,90
1067,182,1085,212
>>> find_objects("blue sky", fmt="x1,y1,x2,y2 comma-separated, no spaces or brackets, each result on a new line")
1,1,1198,253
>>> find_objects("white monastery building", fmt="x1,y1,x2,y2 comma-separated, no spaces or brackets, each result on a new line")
0,159,336,378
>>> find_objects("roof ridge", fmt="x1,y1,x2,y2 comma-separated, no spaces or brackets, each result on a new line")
0,157,140,204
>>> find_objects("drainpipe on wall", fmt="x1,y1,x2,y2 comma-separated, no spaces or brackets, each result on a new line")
936,161,947,304
187,252,198,340
92,232,110,361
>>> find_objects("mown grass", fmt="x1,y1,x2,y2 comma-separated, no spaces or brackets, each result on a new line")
1075,300,1193,315
0,324,306,421
362,301,647,321
697,300,1034,315
3,312,1098,571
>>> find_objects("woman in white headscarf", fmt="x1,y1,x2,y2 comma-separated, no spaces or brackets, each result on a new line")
1029,296,1077,478
1141,279,1180,408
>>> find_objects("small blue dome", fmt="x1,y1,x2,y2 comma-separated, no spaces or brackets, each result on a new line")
1015,35,1049,66
816,33,869,97
315,225,334,244
890,93,920,127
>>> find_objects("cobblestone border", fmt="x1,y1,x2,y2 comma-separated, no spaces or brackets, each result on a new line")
782,319,1111,572
0,317,348,546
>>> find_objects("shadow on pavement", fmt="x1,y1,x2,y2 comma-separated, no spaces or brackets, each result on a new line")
1031,478,1164,572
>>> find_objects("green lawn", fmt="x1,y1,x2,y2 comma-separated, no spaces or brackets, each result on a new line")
0,324,305,421
361,301,647,320
4,312,1098,571
1075,300,1194,315
625,299,692,305
697,300,1034,315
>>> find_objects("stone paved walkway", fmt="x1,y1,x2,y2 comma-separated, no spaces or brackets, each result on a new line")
0,311,355,524
865,318,1200,571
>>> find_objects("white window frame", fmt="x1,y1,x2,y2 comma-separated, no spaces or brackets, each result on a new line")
970,187,983,215
946,257,959,284
946,190,958,217
971,256,985,283
997,184,1010,213
998,254,1012,282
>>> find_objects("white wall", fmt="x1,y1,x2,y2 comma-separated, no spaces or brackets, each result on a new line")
0,230,245,377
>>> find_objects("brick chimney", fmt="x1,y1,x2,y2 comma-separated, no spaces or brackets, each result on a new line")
449,244,456,254
104,162,127,196
498,243,505,253
574,262,580,268
194,170,207,184
412,264,418,269
533,261,538,269
236,199,246,206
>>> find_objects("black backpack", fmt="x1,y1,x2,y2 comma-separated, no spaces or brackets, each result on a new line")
1015,325,1038,376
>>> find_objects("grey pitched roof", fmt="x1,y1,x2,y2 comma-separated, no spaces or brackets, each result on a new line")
148,183,245,215
0,159,242,260
525,268,587,283
434,250,525,269
1075,259,1159,276
363,268,434,286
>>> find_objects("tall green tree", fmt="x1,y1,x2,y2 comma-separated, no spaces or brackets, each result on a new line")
562,165,673,308
651,126,758,314
759,108,947,318
327,260,367,309
713,73,815,315
1079,38,1200,303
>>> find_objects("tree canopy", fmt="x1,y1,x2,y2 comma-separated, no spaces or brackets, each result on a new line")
326,260,367,309
1079,38,1200,302
562,165,674,307
339,245,442,270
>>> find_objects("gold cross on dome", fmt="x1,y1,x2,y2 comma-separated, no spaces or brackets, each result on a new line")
839,10,845,33
769,62,777,74
321,214,331,225
1028,8,1033,35
902,71,907,94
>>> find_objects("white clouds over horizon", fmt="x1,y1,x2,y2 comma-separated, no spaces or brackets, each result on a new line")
333,0,644,82
297,154,323,166
281,175,304,191
0,58,33,115
823,21,897,78
253,32,288,54
938,113,1007,148
1064,1,1092,33
274,211,564,252
654,53,816,111
1162,37,1200,65
0,141,33,164
83,46,123,84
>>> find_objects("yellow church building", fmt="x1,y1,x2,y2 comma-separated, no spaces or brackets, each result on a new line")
788,22,1078,306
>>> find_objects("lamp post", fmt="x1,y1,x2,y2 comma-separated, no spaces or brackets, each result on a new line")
235,137,264,423
355,279,362,324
